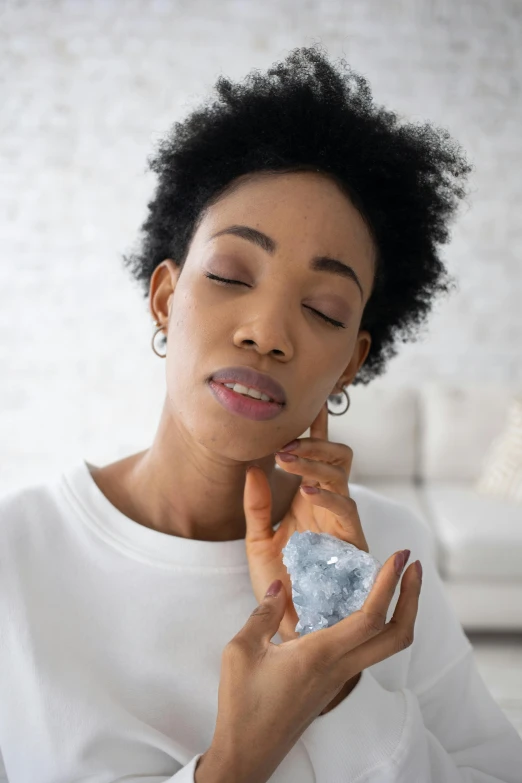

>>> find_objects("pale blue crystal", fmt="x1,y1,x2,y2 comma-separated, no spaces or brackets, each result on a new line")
282,530,383,637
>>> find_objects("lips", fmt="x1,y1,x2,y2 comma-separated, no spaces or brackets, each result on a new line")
210,365,287,405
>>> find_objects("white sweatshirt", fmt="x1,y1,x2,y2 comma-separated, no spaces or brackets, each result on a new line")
0,459,521,783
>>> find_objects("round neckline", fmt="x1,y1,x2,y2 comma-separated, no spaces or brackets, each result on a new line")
59,459,250,571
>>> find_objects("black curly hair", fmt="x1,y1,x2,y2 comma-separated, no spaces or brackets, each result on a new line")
123,44,472,386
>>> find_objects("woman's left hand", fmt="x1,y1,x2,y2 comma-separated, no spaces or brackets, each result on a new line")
244,401,370,646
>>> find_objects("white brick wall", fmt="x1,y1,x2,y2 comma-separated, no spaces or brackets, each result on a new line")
1,0,521,492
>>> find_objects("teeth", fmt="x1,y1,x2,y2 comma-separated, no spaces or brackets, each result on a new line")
223,382,275,403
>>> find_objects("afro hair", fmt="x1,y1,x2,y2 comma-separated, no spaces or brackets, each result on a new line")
123,44,472,386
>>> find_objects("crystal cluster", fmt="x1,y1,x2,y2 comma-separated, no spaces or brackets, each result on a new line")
282,530,383,637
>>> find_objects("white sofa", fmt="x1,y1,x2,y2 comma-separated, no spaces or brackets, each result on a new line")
324,380,522,632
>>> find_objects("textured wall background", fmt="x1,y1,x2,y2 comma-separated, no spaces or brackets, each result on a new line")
1,0,521,492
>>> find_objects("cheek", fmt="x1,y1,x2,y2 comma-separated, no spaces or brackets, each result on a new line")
173,286,218,348
304,347,349,392
164,314,196,387
163,302,217,398
306,380,336,411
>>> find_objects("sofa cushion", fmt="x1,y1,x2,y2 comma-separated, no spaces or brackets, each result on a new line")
420,480,522,580
419,383,520,481
441,581,522,632
475,394,522,504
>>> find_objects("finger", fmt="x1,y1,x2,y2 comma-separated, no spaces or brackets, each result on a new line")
239,579,287,649
276,438,354,474
309,401,329,442
337,561,421,677
302,550,408,656
274,453,348,494
359,549,411,630
288,483,367,545
303,556,421,670
243,465,274,545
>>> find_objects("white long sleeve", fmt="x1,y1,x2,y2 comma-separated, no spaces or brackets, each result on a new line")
0,753,203,782
300,503,522,782
0,459,520,782
301,649,522,782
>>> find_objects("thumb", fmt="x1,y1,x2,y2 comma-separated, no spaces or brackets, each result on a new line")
243,579,286,646
243,465,274,546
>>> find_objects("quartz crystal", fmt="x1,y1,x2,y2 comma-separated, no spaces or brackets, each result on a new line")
282,530,383,637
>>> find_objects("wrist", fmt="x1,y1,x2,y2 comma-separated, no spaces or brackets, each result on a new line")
195,747,230,783
320,671,362,716
195,744,243,783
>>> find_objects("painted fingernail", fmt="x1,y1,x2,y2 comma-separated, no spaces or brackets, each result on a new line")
301,485,320,494
415,560,423,581
280,440,300,452
394,549,410,576
394,551,405,576
265,579,282,597
276,452,298,462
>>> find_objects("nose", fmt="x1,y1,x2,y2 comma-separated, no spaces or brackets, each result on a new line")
232,293,295,360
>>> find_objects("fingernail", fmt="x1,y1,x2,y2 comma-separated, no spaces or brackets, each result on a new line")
395,549,410,576
415,560,423,581
301,485,320,494
265,579,282,597
276,452,298,462
280,440,300,452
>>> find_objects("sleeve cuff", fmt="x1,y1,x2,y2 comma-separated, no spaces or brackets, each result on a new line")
300,668,409,782
166,753,203,781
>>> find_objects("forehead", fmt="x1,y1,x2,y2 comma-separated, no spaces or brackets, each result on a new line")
194,171,376,297
207,170,364,225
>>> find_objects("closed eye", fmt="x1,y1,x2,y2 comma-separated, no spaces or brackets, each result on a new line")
204,272,346,329
306,307,346,329
205,272,246,287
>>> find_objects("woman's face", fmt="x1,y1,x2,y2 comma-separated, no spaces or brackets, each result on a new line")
151,171,375,460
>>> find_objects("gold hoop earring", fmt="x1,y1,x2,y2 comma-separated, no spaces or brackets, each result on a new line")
151,322,167,358
327,387,351,416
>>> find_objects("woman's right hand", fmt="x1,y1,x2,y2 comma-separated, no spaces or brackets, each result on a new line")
195,548,422,783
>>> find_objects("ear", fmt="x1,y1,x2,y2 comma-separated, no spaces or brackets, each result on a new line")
335,329,372,391
149,259,182,326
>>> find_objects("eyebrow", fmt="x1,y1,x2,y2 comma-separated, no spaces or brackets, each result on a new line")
208,224,364,300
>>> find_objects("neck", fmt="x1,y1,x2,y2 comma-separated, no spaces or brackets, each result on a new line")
102,397,295,542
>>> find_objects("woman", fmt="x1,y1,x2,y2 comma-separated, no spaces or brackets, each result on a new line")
1,45,521,783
